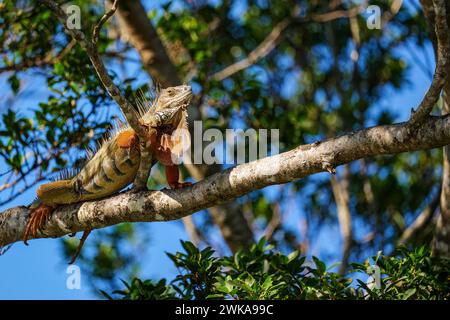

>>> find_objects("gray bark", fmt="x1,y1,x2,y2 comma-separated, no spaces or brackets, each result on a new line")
2,115,450,248
420,0,450,257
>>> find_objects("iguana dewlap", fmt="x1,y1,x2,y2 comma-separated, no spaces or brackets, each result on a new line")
23,85,193,253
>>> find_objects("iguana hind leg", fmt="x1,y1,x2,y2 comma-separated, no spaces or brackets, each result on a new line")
23,203,54,245
23,179,77,245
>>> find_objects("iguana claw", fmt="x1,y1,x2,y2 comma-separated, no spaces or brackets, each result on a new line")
169,181,193,189
23,204,54,245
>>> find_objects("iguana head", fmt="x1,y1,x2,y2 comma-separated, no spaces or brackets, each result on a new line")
139,85,192,155
139,85,192,130
154,85,192,112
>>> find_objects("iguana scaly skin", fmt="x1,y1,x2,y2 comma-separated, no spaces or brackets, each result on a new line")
23,85,193,255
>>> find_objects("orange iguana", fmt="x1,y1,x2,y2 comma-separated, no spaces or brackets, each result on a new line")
23,85,193,261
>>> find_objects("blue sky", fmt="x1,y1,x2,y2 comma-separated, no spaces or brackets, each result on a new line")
0,1,435,299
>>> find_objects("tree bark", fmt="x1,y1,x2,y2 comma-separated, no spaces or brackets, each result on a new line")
433,72,450,257
330,167,353,275
2,114,450,248
115,0,180,87
420,0,450,257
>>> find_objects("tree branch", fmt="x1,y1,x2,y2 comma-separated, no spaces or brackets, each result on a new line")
40,0,155,190
330,167,353,275
0,39,75,72
202,3,367,82
2,114,450,247
39,0,145,138
311,2,366,23
433,141,450,257
115,0,181,87
408,0,450,127
399,190,440,245
210,18,292,81
92,0,118,46
420,0,450,257
433,13,450,256
263,203,282,241
205,1,371,83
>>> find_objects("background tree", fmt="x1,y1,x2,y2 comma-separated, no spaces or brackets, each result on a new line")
0,0,449,297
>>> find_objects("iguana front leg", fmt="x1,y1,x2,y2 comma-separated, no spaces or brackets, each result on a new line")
21,85,193,263
150,133,192,190
165,165,192,189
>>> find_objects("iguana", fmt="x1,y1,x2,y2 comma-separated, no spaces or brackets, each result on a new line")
23,85,193,262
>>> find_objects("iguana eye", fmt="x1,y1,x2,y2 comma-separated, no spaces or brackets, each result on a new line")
154,113,163,127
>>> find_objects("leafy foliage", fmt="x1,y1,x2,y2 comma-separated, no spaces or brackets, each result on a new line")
110,240,450,300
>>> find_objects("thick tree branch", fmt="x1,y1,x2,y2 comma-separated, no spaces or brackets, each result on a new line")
434,38,450,257
420,0,450,257
115,0,180,87
2,115,450,247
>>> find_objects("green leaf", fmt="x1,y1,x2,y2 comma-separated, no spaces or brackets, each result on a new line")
313,256,326,275
288,250,299,262
181,240,198,255
99,290,114,300
54,61,64,75
402,288,416,300
8,75,20,94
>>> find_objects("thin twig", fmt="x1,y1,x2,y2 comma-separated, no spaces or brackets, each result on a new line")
0,169,12,178
0,39,76,72
39,0,145,138
0,177,43,207
210,18,292,81
263,203,282,240
381,0,404,26
210,2,368,82
92,0,119,46
398,190,440,245
311,2,366,22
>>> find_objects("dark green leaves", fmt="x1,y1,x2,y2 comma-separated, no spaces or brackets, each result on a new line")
110,241,449,300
